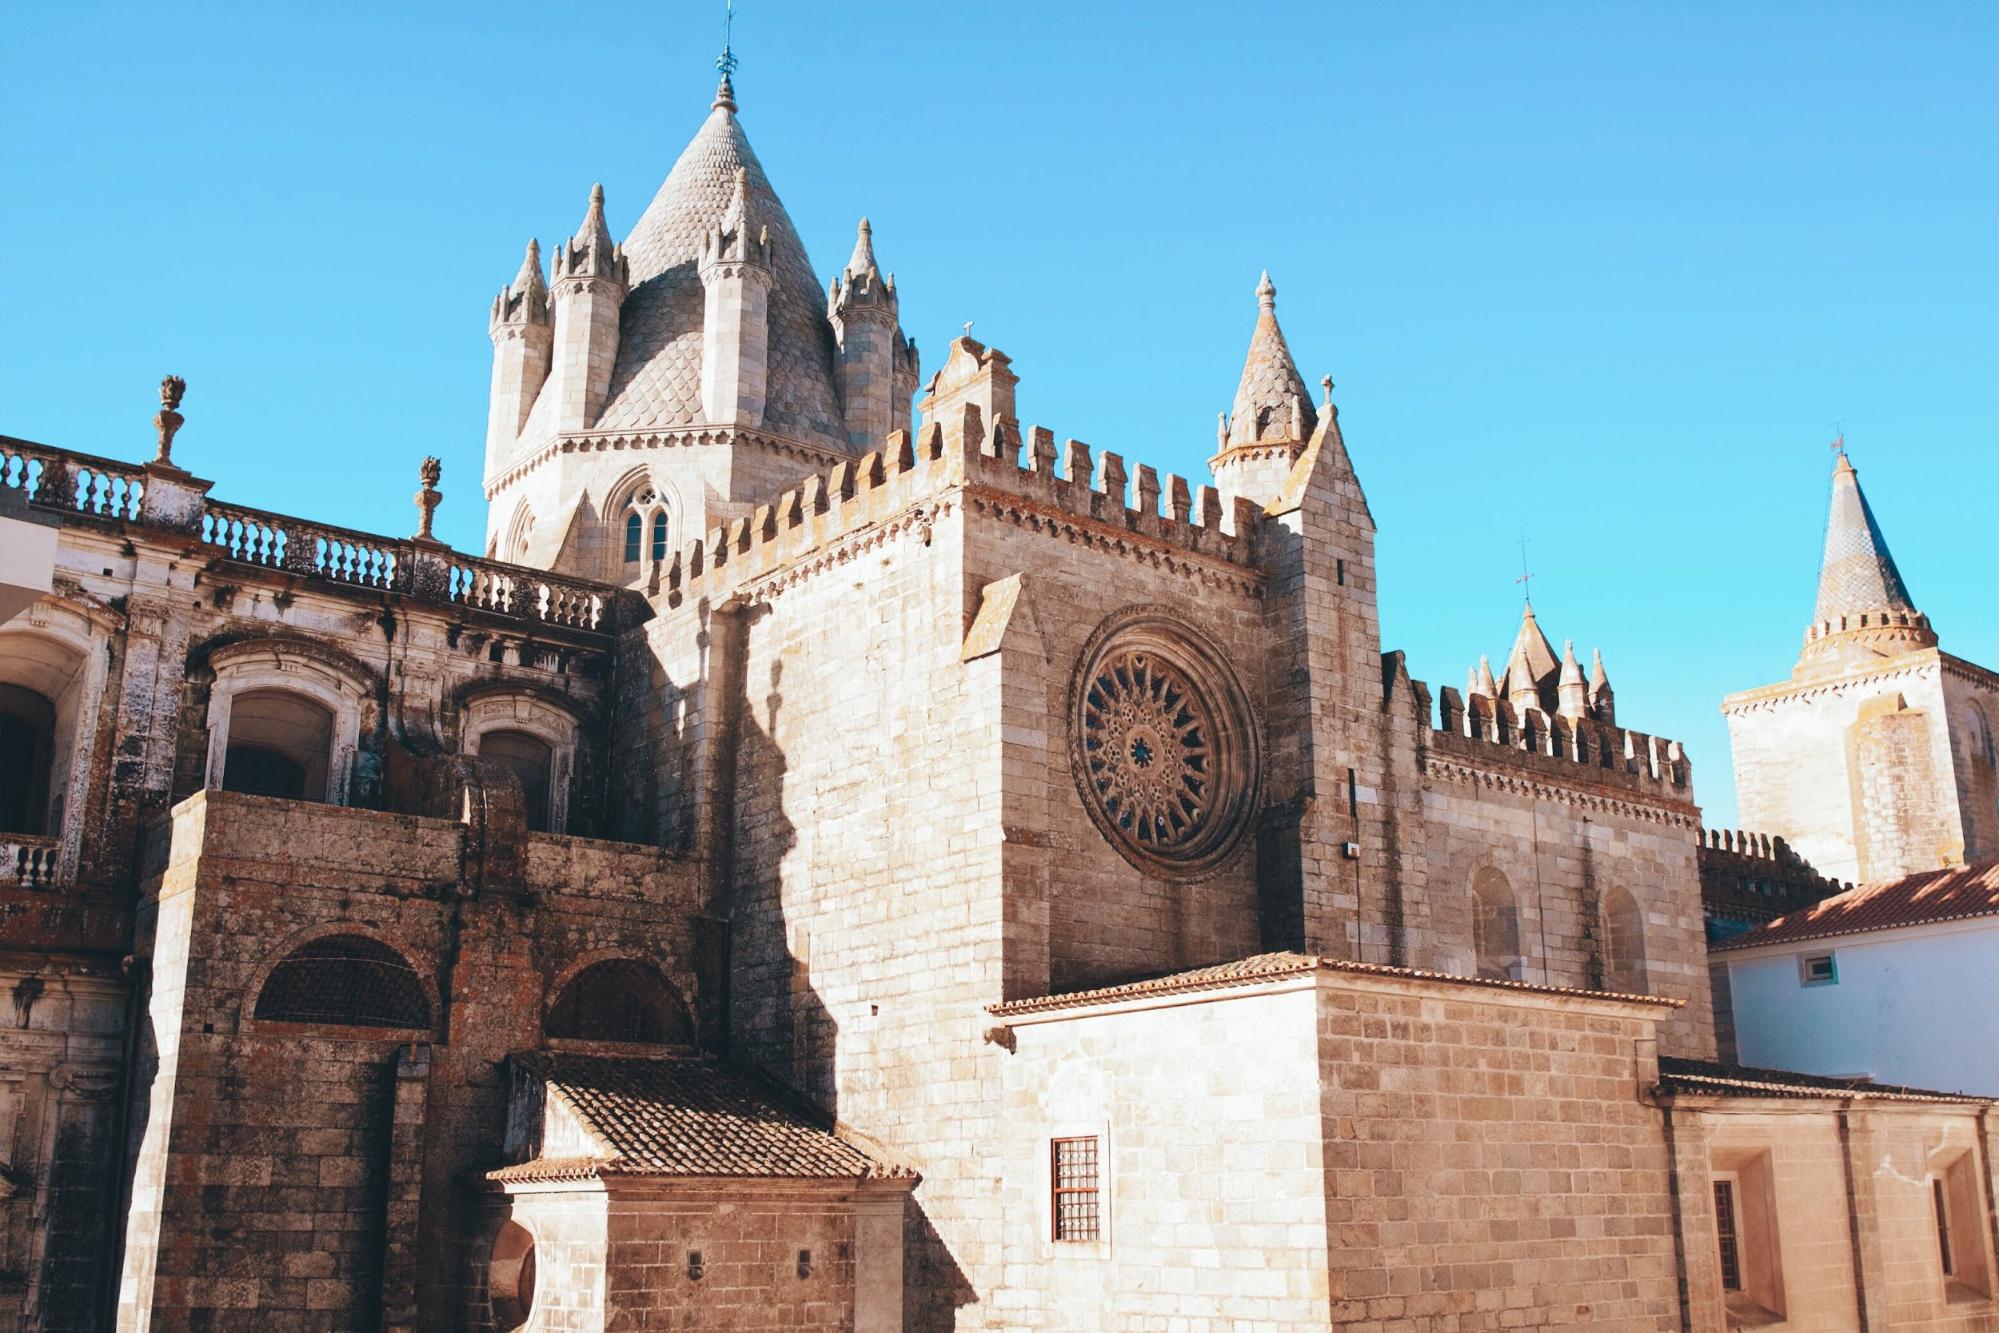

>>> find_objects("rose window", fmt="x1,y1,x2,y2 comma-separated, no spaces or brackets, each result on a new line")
1069,612,1259,877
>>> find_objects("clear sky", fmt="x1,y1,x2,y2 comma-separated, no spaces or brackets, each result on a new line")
2,1,1993,829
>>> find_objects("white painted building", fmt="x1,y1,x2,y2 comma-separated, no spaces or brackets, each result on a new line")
1711,861,1999,1095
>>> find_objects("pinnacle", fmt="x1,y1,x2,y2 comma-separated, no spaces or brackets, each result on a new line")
1589,648,1610,692
1559,638,1584,686
845,216,878,280
575,183,614,253
513,238,545,294
713,72,737,112
1225,271,1315,450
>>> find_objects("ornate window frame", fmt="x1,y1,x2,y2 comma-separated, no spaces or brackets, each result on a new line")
1066,607,1262,881
459,687,579,834
1,596,119,884
203,639,371,805
604,468,680,574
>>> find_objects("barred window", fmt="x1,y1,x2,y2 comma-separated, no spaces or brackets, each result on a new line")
254,934,430,1030
545,959,692,1046
1713,1179,1741,1291
1051,1136,1100,1242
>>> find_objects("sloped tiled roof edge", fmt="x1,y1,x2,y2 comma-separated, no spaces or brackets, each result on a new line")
989,950,1682,1017
495,1053,918,1183
1657,1057,1990,1105
1712,860,1999,952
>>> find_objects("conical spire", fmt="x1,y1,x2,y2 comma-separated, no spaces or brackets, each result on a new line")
1224,271,1317,450
845,217,877,280
1476,655,1499,698
1500,602,1560,706
1588,648,1615,723
1557,639,1588,719
512,239,547,302
556,183,626,284
1802,447,1934,663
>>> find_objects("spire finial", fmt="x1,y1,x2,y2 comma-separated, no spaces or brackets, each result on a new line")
413,456,444,544
1514,531,1533,606
1256,270,1276,309
712,0,739,109
152,375,188,467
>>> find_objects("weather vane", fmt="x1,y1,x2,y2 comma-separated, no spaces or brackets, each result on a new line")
1830,420,1845,455
1514,531,1534,606
962,321,975,339
716,0,738,77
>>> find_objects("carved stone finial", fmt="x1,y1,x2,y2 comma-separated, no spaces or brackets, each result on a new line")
413,456,444,543
152,374,187,466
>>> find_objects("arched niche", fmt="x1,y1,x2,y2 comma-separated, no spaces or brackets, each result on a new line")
202,639,373,806
1471,866,1525,982
0,597,118,882
459,686,580,835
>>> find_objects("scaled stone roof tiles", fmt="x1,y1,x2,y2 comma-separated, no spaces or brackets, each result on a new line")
596,102,848,449
988,950,1681,1017
1710,860,1999,952
1814,452,1920,625
1657,1056,1989,1104
496,1053,913,1182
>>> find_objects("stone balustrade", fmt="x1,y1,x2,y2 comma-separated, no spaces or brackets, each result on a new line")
0,835,61,889
2,435,620,634
1,436,145,521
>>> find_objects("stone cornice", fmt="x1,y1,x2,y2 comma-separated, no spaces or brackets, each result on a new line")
1721,651,1943,714
1420,752,1701,828
485,426,855,499
963,487,1266,599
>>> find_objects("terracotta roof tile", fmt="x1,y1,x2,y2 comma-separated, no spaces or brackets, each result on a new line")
498,1053,915,1182
989,950,1681,1017
1657,1057,1989,1104
1711,860,1999,952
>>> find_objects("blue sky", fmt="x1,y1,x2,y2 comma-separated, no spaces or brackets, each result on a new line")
2,1,1993,828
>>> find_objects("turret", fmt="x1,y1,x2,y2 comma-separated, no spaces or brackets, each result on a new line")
1557,639,1588,720
1499,602,1559,715
545,184,629,432
828,218,918,449
1210,271,1317,510
699,166,774,426
486,239,552,480
1588,648,1615,724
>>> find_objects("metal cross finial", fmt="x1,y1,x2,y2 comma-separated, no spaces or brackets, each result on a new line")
716,0,738,76
962,321,974,339
1514,532,1534,606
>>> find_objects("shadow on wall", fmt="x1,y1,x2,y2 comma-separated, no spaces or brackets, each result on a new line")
727,639,977,1325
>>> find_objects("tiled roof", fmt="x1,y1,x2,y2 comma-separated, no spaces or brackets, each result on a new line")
1657,1057,1989,1105
594,100,848,449
496,1053,914,1182
1710,860,1999,952
989,950,1682,1017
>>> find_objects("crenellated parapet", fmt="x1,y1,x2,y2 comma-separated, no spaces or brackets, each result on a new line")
1426,679,1694,811
1698,827,1851,929
662,412,1264,609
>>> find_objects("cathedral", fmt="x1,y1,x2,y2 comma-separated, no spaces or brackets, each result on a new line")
0,63,1994,1333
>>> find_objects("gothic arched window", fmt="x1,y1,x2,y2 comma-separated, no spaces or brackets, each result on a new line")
254,934,431,1030
621,488,669,566
1602,886,1649,994
545,959,693,1046
1471,867,1525,981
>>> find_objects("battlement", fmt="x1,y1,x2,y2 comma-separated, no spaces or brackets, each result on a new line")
1426,682,1693,805
1698,827,1852,928
662,412,1263,607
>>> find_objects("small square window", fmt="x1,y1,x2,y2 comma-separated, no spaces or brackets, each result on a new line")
1051,1136,1100,1242
1800,953,1837,986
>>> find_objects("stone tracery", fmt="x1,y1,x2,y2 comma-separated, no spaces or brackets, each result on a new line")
1069,610,1259,878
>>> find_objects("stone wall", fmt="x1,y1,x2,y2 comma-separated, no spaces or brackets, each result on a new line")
1724,650,1987,883
1670,1100,1999,1332
114,793,702,1330
992,965,1685,1331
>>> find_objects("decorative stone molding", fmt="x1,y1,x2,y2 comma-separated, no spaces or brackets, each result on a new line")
201,638,375,805
1067,607,1262,880
458,686,581,834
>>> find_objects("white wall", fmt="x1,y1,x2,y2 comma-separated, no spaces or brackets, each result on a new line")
1723,918,1999,1095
